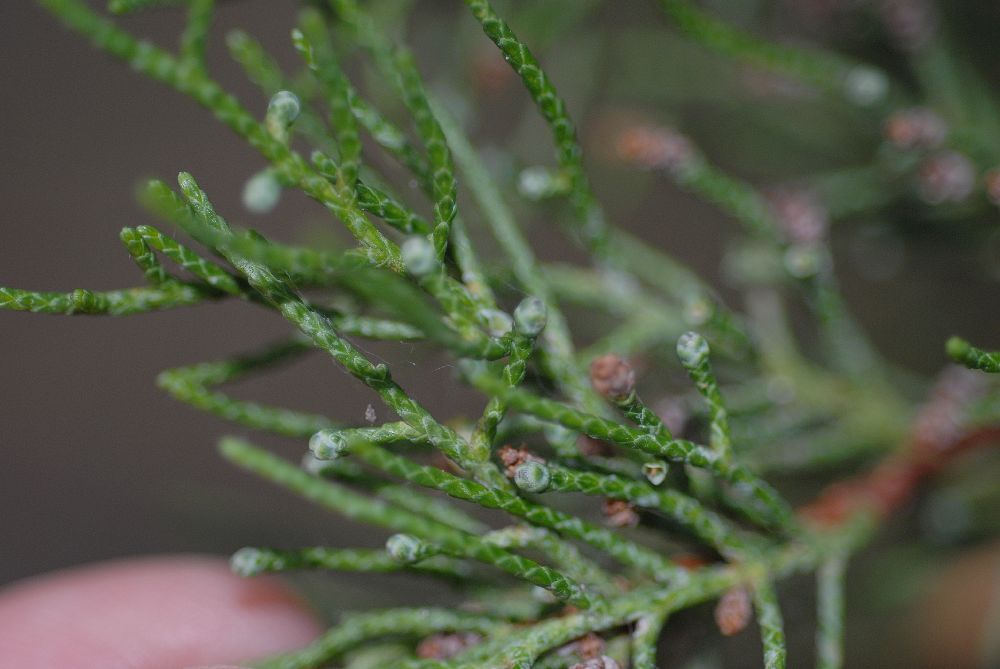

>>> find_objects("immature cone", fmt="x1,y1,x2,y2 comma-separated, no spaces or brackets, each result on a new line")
513,296,548,337
676,331,710,370
242,169,281,214
843,65,889,107
401,236,437,277
386,533,426,563
514,461,551,493
230,547,268,577
309,429,349,460
267,90,301,124
266,90,301,142
589,354,635,402
479,308,514,338
715,587,752,636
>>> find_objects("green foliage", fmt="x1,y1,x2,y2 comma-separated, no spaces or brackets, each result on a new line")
947,336,1000,374
12,0,1000,667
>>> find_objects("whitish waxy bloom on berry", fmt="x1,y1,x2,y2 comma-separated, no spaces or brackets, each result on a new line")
517,166,569,201
309,428,349,460
513,296,548,337
386,533,428,563
267,90,301,125
783,245,826,279
843,65,889,106
479,308,514,337
514,460,551,493
242,169,281,214
683,294,713,327
676,331,710,369
589,354,635,401
401,236,437,277
265,90,301,143
230,547,268,577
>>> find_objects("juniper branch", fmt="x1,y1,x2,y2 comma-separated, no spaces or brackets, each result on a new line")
816,555,847,669
753,582,788,669
0,283,212,316
470,371,796,530
255,608,506,669
338,439,684,581
221,438,591,607
230,545,469,580
947,336,1000,373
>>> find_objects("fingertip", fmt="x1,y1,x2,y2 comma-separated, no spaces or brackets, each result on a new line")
0,555,322,669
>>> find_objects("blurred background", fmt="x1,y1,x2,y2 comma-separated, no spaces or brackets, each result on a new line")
3,0,1000,666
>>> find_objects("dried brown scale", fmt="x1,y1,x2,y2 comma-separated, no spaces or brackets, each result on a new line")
765,187,829,245
589,354,636,402
799,369,995,526
714,587,752,636
918,150,975,205
883,107,947,150
602,498,639,528
614,125,696,173
416,632,484,659
497,444,544,478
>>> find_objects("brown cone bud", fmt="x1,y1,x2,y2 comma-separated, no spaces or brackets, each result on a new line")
602,498,639,528
715,587,752,636
590,354,636,401
497,444,544,478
